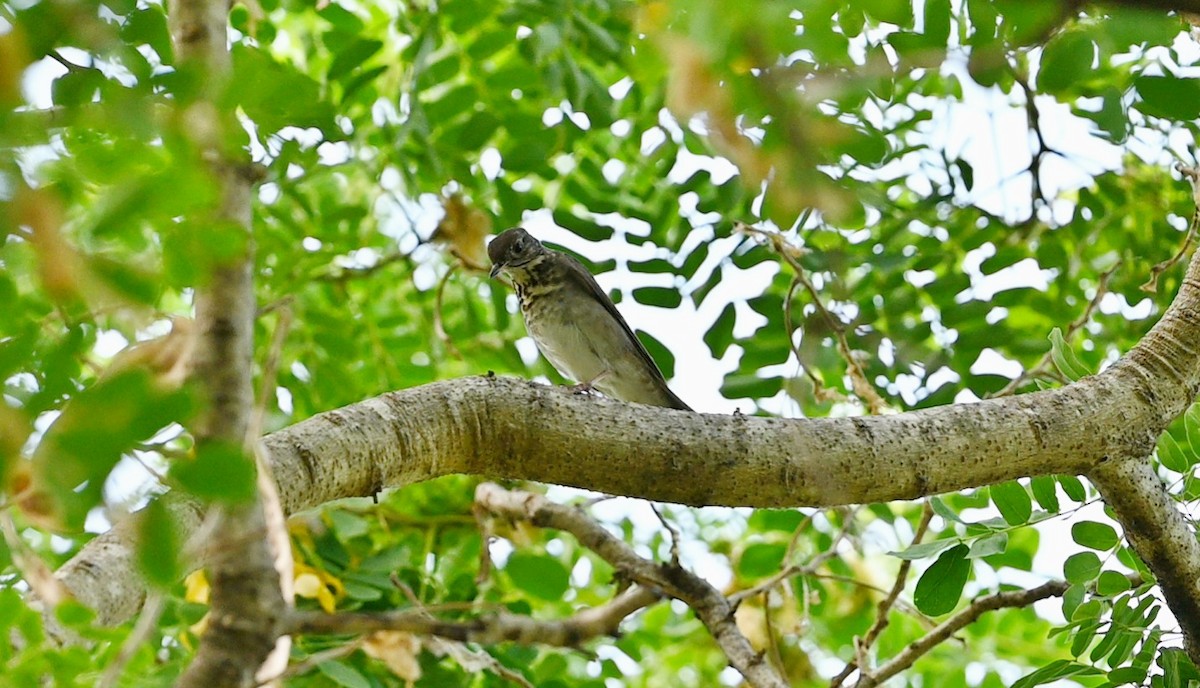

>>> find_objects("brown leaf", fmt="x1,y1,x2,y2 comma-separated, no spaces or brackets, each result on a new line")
432,194,492,271
363,630,422,680
103,316,197,390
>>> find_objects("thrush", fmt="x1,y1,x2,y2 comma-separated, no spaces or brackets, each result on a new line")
488,227,692,411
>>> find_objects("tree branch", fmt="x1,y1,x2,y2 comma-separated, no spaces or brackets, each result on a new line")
286,584,661,646
855,579,1070,687
166,0,285,684
474,483,788,688
52,177,1200,666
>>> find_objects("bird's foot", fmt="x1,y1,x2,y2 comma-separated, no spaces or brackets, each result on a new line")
568,370,611,397
568,381,597,396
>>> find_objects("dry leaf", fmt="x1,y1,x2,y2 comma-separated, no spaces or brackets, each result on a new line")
432,194,492,271
363,630,422,680
103,317,197,390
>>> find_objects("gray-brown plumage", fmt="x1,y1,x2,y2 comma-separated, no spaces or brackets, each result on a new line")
488,227,692,411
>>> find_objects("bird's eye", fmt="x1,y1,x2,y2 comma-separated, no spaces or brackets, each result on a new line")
513,239,526,253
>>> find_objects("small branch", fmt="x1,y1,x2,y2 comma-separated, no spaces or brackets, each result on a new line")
97,592,166,688
649,503,681,567
433,264,463,360
855,580,1069,688
738,223,887,413
989,264,1116,398
729,509,856,609
475,483,789,688
784,275,838,402
852,572,1144,688
312,248,415,284
1,511,70,608
1141,163,1200,294
830,501,934,688
285,585,660,646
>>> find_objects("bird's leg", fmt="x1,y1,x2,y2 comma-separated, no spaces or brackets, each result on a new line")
569,369,611,396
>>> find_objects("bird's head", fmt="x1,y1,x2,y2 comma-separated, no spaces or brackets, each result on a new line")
488,227,545,279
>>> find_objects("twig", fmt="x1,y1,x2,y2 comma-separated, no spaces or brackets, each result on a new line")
738,223,887,413
475,483,789,688
784,275,837,402
312,248,415,283
1141,163,1200,293
730,507,856,608
286,585,661,646
381,575,545,688
0,511,69,607
263,639,364,684
853,579,1075,687
251,302,293,440
433,264,463,360
829,501,934,688
989,264,1117,398
98,592,166,688
649,503,681,567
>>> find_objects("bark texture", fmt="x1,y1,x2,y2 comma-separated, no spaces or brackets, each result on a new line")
167,0,286,685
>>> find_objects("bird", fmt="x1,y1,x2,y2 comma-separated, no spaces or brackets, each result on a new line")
488,227,692,411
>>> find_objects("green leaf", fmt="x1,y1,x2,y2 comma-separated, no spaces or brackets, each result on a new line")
137,498,181,588
1071,521,1118,550
720,374,783,400
929,496,965,523
1135,75,1200,121
1038,31,1094,94
170,441,257,504
228,44,338,134
747,509,807,532
1107,666,1147,685
737,542,787,578
1159,430,1190,472
889,538,960,561
52,68,106,107
990,481,1032,526
1097,570,1132,596
1058,475,1087,502
631,286,683,309
317,660,371,688
636,330,677,379
33,369,194,530
966,532,1008,559
913,544,970,615
1048,328,1088,381
1160,648,1200,688
704,304,736,358
327,509,371,541
328,38,383,81
53,599,96,629
861,0,913,26
1030,475,1059,512
506,552,570,601
1064,551,1101,584
1012,660,1101,688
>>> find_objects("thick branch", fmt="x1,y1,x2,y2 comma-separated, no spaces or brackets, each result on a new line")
474,483,786,688
287,585,660,646
1088,458,1200,657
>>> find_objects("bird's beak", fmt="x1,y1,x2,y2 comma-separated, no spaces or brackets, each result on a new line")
489,263,503,279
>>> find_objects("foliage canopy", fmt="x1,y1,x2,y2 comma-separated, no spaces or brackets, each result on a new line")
2,0,1200,685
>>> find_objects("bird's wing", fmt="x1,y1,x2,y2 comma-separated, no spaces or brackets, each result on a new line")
558,251,690,406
